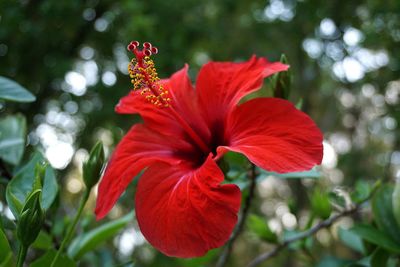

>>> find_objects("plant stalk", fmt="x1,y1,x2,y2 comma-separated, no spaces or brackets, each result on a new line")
50,190,90,267
16,245,28,267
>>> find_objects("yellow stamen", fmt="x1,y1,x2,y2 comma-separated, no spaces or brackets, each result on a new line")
128,55,170,107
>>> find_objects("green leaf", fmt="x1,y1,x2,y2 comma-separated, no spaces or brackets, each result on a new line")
0,76,36,102
260,167,321,179
68,212,133,259
352,180,372,203
392,179,400,229
316,256,352,267
175,249,219,267
6,191,23,215
350,224,400,253
0,254,13,267
370,248,389,267
247,214,278,243
6,152,58,218
0,114,26,165
31,231,53,250
310,189,332,219
0,230,14,267
372,185,400,244
295,98,303,110
0,215,16,231
30,249,76,267
338,227,366,254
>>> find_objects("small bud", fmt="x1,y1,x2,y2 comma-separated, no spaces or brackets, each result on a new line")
271,54,291,100
16,190,45,247
83,142,105,190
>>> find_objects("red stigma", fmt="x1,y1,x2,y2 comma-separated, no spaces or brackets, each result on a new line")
127,41,159,64
151,47,158,54
143,42,152,49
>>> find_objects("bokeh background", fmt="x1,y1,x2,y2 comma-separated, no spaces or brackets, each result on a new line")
1,0,400,266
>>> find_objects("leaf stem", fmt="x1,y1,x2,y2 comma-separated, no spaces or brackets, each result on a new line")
16,245,28,267
50,190,90,267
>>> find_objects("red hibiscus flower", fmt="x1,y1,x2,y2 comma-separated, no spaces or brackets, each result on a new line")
95,41,323,258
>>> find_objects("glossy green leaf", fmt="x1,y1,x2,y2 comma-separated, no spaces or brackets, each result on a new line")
316,256,352,267
31,231,53,250
311,189,332,219
6,191,23,216
338,227,365,254
0,76,36,102
350,224,400,253
0,215,15,231
0,114,26,165
260,167,321,179
6,152,58,218
351,180,372,203
30,249,76,267
372,185,400,244
247,214,278,243
0,230,14,267
68,212,133,259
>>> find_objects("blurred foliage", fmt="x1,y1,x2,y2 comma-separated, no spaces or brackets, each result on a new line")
0,0,400,266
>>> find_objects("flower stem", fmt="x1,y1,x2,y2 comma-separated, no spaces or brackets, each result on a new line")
50,190,90,267
16,245,28,267
216,164,257,267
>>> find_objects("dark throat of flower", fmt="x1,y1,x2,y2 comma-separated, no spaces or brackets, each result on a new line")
127,41,210,155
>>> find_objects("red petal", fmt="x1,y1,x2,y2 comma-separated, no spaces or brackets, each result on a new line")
135,155,241,258
196,56,288,129
95,124,193,219
116,65,210,140
222,98,323,173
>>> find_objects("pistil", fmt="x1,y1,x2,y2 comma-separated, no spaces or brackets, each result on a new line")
127,41,210,155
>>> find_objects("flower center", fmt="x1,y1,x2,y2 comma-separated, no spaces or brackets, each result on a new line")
127,41,210,155
127,41,171,107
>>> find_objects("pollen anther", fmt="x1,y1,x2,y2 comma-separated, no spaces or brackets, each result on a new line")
127,41,170,107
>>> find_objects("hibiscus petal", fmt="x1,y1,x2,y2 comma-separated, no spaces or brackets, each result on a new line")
95,124,193,219
196,56,288,129
115,65,210,140
135,155,241,258
222,98,323,173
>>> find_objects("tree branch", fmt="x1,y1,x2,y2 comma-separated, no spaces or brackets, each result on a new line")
216,164,257,267
247,183,381,267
